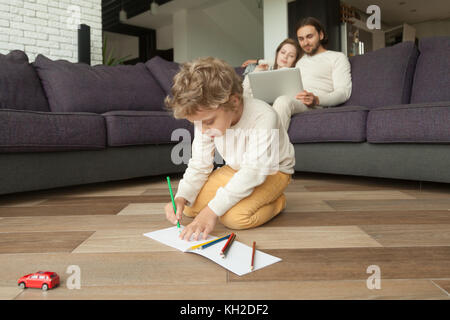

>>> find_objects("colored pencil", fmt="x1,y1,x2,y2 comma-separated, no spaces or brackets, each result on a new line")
250,241,256,270
220,233,236,258
188,234,230,251
166,176,181,231
199,234,231,250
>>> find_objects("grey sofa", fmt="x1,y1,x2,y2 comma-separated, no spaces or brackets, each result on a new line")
289,37,450,183
0,52,194,195
0,36,449,196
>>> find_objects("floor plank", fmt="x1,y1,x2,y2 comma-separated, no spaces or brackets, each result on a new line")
63,185,153,197
263,210,450,227
326,199,450,211
0,252,226,288
38,195,172,206
71,229,181,254
71,226,381,254
141,188,181,196
12,280,449,300
0,198,46,207
0,231,94,254
401,190,450,200
221,226,382,250
228,247,450,282
0,204,125,217
432,280,450,296
304,185,418,192
117,203,167,215
359,224,450,247
285,190,415,201
0,286,23,300
284,199,336,212
291,172,420,190
0,215,180,233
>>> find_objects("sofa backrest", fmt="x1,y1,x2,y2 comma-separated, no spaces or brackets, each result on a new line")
145,56,181,96
33,54,167,113
145,56,246,97
410,36,450,104
0,50,50,112
343,41,419,108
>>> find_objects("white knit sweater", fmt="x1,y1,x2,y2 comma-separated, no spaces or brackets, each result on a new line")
175,97,295,216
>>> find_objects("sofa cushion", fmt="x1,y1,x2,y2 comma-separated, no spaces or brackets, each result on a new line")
33,54,167,113
343,42,418,108
288,106,369,143
145,56,180,95
410,36,450,103
145,56,246,95
234,66,245,78
0,109,106,152
0,50,50,112
103,110,194,146
367,101,450,143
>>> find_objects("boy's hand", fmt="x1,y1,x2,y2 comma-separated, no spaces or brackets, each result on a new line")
296,90,320,107
179,206,218,241
164,197,186,224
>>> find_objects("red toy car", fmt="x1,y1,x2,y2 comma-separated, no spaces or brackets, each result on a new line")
18,271,60,291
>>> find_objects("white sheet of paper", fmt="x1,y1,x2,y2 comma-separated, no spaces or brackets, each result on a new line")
143,226,281,276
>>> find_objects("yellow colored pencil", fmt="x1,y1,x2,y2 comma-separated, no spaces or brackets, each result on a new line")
188,234,230,250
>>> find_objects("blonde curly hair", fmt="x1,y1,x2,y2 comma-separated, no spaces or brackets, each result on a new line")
165,57,243,119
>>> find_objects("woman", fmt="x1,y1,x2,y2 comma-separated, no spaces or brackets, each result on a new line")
242,38,301,99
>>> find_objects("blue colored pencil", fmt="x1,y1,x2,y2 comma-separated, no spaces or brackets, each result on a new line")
199,234,231,250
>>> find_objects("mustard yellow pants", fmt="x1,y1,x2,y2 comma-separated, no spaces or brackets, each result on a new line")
183,165,292,230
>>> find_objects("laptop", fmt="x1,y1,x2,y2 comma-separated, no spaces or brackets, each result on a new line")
248,67,304,104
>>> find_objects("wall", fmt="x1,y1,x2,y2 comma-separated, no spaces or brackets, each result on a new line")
173,8,188,63
413,18,450,39
156,24,173,50
173,0,264,66
0,0,103,65
103,31,139,62
263,0,288,63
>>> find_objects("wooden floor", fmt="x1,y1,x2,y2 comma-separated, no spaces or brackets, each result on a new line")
0,171,449,300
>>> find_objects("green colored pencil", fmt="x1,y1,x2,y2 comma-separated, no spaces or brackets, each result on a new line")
166,176,181,231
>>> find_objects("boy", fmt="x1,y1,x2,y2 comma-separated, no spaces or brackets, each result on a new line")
164,57,295,241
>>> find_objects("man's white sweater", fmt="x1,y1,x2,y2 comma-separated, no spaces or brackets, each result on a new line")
296,50,352,107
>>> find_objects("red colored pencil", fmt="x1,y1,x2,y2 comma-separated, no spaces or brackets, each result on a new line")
251,241,256,270
220,233,235,258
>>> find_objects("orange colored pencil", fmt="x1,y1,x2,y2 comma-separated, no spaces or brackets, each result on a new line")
250,241,256,270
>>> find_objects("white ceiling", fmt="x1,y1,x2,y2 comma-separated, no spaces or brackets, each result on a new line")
125,0,228,29
123,0,292,30
343,0,450,26
125,0,450,30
